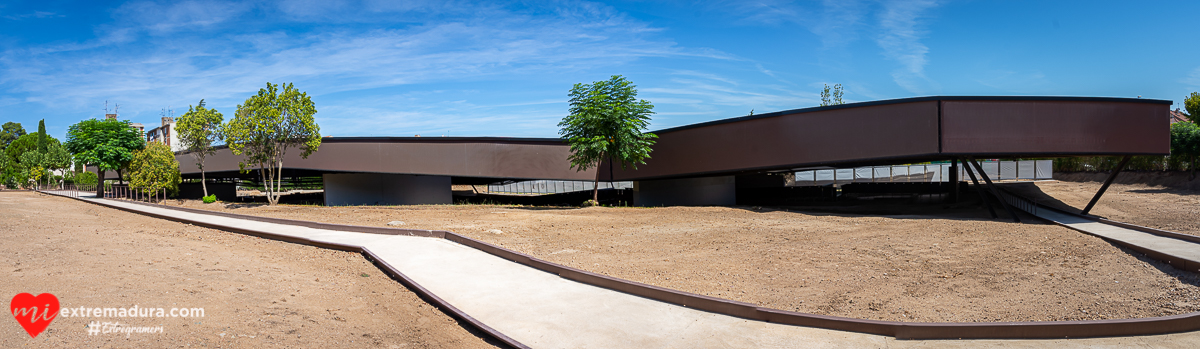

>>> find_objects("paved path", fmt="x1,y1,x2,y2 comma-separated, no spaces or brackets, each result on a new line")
45,192,1200,348
1032,209,1200,266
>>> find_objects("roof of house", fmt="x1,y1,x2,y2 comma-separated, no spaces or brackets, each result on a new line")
1171,109,1191,123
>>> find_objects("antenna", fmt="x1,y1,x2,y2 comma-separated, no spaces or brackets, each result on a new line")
115,104,120,115
105,100,109,114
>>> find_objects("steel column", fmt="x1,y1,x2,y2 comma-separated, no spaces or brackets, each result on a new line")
968,157,1021,223
1082,155,1133,216
960,157,998,219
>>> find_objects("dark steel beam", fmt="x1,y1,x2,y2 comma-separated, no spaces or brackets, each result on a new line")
960,157,997,219
1082,155,1133,216
968,157,1021,223
948,159,959,203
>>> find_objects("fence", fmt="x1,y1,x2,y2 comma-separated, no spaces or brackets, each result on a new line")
49,183,169,203
487,180,634,195
791,160,1053,187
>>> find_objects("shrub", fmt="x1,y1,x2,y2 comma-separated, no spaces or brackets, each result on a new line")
202,194,217,204
127,143,181,196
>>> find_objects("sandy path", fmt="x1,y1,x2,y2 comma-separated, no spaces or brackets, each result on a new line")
163,194,1200,323
0,191,500,348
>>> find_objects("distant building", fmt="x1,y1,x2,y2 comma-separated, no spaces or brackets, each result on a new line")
1170,108,1190,124
106,113,145,135
146,116,182,152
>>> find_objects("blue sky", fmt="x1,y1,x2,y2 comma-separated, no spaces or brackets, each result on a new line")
1,0,1197,141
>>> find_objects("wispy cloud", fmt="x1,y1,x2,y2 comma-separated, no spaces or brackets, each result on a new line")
1186,67,1200,88
0,0,719,130
3,11,63,20
642,71,820,128
876,0,939,94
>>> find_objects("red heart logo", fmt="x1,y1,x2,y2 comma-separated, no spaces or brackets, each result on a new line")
10,293,59,338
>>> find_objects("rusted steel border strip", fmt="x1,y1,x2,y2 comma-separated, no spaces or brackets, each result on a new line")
40,192,526,349
41,191,1200,340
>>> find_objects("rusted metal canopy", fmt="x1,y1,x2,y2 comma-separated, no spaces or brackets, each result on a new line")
175,96,1170,182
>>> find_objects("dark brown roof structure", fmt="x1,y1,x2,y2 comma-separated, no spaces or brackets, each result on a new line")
176,96,1171,183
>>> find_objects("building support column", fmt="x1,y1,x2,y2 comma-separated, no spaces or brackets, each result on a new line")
968,157,1021,223
948,159,960,203
960,157,997,219
1082,155,1132,216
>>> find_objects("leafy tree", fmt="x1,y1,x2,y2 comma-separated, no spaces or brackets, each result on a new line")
176,99,224,197
820,83,844,106
1,122,25,149
18,151,46,187
0,153,22,189
37,119,47,153
5,133,60,167
42,142,73,183
1171,121,1200,180
65,118,146,196
128,142,182,197
225,82,321,205
1186,92,1200,124
558,75,657,204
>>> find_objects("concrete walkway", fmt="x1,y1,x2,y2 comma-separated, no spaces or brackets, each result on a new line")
1032,209,1200,266
47,192,1200,348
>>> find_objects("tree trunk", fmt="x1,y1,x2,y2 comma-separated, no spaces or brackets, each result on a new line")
200,169,208,197
96,168,105,198
116,169,125,185
592,166,600,203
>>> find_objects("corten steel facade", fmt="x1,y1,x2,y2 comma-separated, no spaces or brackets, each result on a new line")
173,96,1171,182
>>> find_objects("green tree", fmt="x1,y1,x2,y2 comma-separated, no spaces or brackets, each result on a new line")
1186,92,1200,124
176,99,224,197
1,122,25,149
128,142,182,197
37,119,47,153
225,82,321,205
0,154,20,189
1171,121,1200,180
5,133,60,167
18,151,47,188
43,142,73,185
65,118,146,197
558,75,657,204
820,83,844,106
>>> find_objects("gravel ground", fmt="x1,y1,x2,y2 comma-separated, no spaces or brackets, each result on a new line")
162,188,1200,323
0,191,500,348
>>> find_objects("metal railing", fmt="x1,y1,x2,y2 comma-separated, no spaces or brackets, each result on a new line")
792,160,1054,187
106,185,169,203
487,180,633,195
46,183,168,203
998,190,1039,217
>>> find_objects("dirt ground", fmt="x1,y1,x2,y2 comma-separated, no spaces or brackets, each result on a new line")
163,189,1200,323
1025,179,1200,237
0,191,500,348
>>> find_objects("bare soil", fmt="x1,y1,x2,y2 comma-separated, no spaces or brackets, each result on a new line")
162,191,1200,323
0,191,500,348
1028,174,1200,236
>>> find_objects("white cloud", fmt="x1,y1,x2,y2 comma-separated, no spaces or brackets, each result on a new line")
2,11,63,20
0,0,715,128
876,0,939,94
113,0,253,33
1186,67,1200,88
